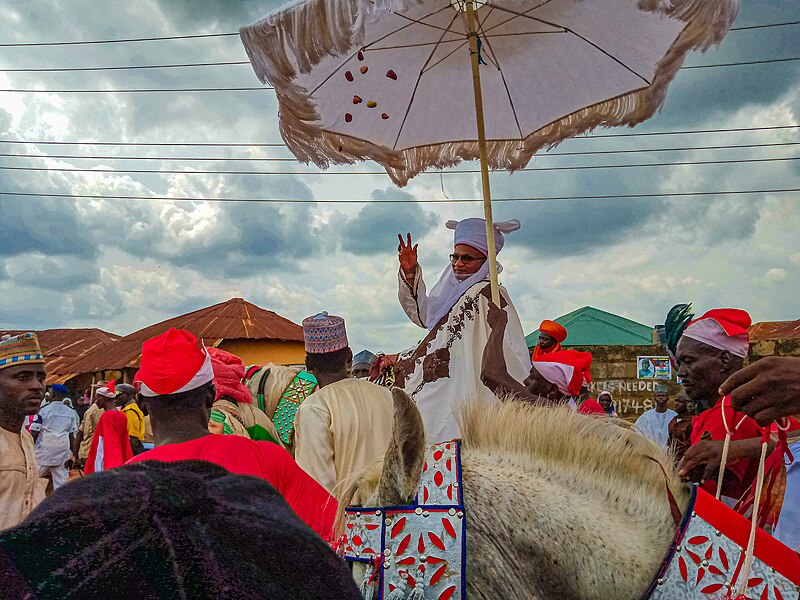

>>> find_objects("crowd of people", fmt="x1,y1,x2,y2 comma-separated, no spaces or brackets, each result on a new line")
0,217,798,598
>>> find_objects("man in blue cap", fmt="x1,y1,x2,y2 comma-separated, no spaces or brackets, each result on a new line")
351,349,376,380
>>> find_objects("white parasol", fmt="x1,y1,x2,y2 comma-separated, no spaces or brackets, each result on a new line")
241,0,737,303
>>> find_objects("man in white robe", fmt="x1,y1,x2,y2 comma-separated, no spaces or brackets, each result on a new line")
387,218,531,442
635,385,677,450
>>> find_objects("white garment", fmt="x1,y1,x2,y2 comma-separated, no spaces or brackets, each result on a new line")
635,408,678,450
774,440,800,551
38,463,69,489
31,401,78,467
398,267,530,442
294,378,394,497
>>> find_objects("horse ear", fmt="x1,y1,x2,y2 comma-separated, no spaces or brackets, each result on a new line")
377,388,426,506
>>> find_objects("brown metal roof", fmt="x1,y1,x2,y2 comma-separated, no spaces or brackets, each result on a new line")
749,320,800,341
0,328,121,384
66,298,304,373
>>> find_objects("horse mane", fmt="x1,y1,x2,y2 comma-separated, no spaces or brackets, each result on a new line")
337,395,689,535
457,395,688,513
245,364,301,418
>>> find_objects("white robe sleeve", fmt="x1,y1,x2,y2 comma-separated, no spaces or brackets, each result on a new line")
398,266,428,329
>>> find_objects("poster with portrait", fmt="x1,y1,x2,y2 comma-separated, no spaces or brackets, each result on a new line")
637,356,672,380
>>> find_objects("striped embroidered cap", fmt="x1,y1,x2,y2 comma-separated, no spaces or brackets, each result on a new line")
0,332,45,371
302,312,348,354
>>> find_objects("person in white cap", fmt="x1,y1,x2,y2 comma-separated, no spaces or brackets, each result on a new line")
380,218,530,442
72,381,118,468
128,328,339,542
293,313,393,498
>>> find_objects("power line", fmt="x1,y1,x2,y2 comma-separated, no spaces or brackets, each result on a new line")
1,156,796,176
1,56,798,78
1,187,796,204
1,125,798,149
0,32,240,47
0,20,796,48
0,61,251,73
683,56,800,69
0,86,270,93
2,140,797,162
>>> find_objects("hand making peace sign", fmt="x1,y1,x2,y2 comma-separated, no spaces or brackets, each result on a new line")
397,233,419,276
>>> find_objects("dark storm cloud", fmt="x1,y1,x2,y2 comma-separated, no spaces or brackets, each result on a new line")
337,188,438,255
0,192,97,260
166,174,321,276
645,0,800,126
6,256,100,292
490,164,665,256
154,0,281,30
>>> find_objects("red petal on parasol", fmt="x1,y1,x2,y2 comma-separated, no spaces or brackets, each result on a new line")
442,518,457,539
431,565,447,586
428,532,446,551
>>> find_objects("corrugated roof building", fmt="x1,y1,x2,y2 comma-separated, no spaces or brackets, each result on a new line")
0,328,121,386
525,306,655,349
749,320,800,341
67,298,306,383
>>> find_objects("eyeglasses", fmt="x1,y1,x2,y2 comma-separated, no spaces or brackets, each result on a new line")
449,253,486,265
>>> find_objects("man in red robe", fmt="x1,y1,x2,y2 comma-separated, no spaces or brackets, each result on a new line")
676,309,798,505
531,319,568,362
127,328,338,542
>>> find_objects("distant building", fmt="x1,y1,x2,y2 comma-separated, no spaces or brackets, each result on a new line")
749,319,800,360
525,306,655,350
0,328,120,390
65,298,306,386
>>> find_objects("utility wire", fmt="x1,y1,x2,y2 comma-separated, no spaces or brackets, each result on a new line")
1,156,796,176
1,56,798,79
2,140,797,162
0,20,796,47
0,87,270,93
3,56,800,73
1,188,796,204
1,125,798,148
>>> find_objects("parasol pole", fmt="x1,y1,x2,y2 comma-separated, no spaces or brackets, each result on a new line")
464,0,501,306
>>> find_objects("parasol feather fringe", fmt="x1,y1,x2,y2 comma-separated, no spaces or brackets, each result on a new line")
240,0,738,187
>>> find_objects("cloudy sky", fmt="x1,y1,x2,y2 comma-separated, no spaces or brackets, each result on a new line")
0,0,798,353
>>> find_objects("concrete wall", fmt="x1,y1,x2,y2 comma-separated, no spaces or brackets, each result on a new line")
218,339,306,367
568,343,681,419
749,338,800,361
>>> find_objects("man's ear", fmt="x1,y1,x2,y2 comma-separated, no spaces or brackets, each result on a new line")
548,382,560,399
719,350,733,372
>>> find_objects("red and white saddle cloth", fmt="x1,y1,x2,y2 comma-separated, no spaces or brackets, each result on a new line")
644,486,800,600
342,440,466,600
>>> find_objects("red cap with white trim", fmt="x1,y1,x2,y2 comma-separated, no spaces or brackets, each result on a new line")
532,350,593,397
134,328,214,397
682,308,751,358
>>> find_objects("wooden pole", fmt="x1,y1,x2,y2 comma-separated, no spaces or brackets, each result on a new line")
465,0,500,306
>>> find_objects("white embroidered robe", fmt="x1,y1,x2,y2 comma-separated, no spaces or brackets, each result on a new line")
396,266,531,442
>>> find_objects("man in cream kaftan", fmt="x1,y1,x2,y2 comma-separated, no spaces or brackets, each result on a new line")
393,219,531,443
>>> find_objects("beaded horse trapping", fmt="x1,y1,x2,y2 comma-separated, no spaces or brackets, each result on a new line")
342,440,466,600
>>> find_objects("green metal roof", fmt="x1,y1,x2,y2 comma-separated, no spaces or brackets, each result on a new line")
526,306,654,349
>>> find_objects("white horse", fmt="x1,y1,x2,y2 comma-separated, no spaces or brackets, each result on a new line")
340,389,690,600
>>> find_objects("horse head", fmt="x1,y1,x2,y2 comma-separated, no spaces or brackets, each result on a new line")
244,364,301,418
340,389,692,600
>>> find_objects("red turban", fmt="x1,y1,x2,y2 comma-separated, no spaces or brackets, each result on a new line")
539,320,568,343
532,350,593,397
207,347,253,405
683,308,751,358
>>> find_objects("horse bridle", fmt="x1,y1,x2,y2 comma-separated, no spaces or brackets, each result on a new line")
244,365,271,413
